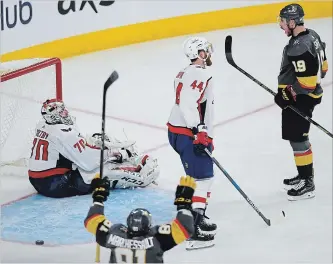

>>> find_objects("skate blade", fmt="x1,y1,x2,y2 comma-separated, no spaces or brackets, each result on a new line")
186,240,215,250
287,191,315,201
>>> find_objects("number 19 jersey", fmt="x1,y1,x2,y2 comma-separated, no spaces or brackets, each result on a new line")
167,64,214,139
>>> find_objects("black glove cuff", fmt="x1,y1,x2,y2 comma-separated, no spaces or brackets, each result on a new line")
192,123,207,135
177,204,192,211
93,197,105,204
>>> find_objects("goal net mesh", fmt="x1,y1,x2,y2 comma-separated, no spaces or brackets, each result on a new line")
0,58,62,175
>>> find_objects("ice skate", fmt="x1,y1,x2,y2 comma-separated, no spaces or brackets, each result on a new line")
186,212,216,250
287,176,315,201
283,175,303,191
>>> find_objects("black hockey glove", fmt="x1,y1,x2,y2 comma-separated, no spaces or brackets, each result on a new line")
174,176,197,210
192,124,209,156
91,175,111,203
274,85,297,109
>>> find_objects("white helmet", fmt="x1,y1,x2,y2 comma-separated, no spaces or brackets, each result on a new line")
41,99,74,125
183,37,214,60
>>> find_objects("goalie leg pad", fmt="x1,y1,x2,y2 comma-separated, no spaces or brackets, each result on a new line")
103,157,159,189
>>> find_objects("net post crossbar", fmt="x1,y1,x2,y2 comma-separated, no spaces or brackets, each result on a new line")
0,57,63,175
1,58,63,100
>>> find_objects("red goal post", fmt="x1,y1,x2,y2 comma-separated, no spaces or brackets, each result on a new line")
0,58,63,174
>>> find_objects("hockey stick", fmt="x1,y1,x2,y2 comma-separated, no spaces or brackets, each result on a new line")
95,244,101,263
95,71,119,263
100,71,119,177
205,148,271,226
225,35,333,139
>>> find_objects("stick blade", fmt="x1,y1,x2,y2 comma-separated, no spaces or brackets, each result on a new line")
265,218,271,226
104,70,119,91
225,35,235,66
225,35,232,54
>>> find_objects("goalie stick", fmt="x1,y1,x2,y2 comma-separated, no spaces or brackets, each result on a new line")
225,35,333,139
205,148,271,226
96,71,119,263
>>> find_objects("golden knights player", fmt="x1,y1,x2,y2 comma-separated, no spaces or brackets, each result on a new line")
274,4,328,201
84,175,196,263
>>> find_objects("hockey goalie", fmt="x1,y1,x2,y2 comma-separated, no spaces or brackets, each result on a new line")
28,99,160,198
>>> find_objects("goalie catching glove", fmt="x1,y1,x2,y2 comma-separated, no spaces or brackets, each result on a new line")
174,176,197,210
86,133,132,163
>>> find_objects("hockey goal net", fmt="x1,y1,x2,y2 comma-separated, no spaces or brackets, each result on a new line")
0,58,62,176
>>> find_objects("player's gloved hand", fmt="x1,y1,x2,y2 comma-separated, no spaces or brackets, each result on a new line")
192,124,209,156
274,85,297,109
174,176,197,210
86,133,111,149
110,148,130,163
91,175,111,203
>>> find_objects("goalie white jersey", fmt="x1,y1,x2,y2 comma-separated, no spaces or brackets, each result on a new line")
167,65,214,138
29,120,160,189
28,120,106,178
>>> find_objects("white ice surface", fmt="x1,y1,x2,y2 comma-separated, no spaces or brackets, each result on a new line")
1,18,332,263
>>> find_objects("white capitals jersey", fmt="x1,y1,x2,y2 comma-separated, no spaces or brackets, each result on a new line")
28,120,106,179
167,64,214,138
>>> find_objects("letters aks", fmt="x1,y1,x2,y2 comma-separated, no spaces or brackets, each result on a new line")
58,1,115,15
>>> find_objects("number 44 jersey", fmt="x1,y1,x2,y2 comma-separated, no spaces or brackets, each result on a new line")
167,64,214,139
278,29,328,98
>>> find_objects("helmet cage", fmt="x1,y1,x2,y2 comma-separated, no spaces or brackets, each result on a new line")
41,99,74,125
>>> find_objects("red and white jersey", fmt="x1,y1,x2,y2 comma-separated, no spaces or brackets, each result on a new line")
167,64,214,138
28,120,106,178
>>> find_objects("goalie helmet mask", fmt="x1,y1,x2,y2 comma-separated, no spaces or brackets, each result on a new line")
127,208,152,237
41,99,74,125
183,37,214,63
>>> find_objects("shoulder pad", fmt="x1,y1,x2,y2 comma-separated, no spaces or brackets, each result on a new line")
288,38,310,57
110,223,127,230
61,127,72,132
149,225,159,235
307,28,319,39
55,124,75,133
109,224,128,236
197,68,212,82
54,124,77,138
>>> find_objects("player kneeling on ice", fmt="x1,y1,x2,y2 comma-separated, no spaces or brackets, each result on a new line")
28,99,159,198
85,175,196,263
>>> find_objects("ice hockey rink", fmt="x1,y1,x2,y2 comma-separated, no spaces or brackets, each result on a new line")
1,18,332,263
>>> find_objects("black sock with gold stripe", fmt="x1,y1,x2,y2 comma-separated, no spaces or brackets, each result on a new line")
291,140,314,178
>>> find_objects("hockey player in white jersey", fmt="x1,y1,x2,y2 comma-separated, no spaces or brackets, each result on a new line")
28,99,159,198
167,37,216,250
